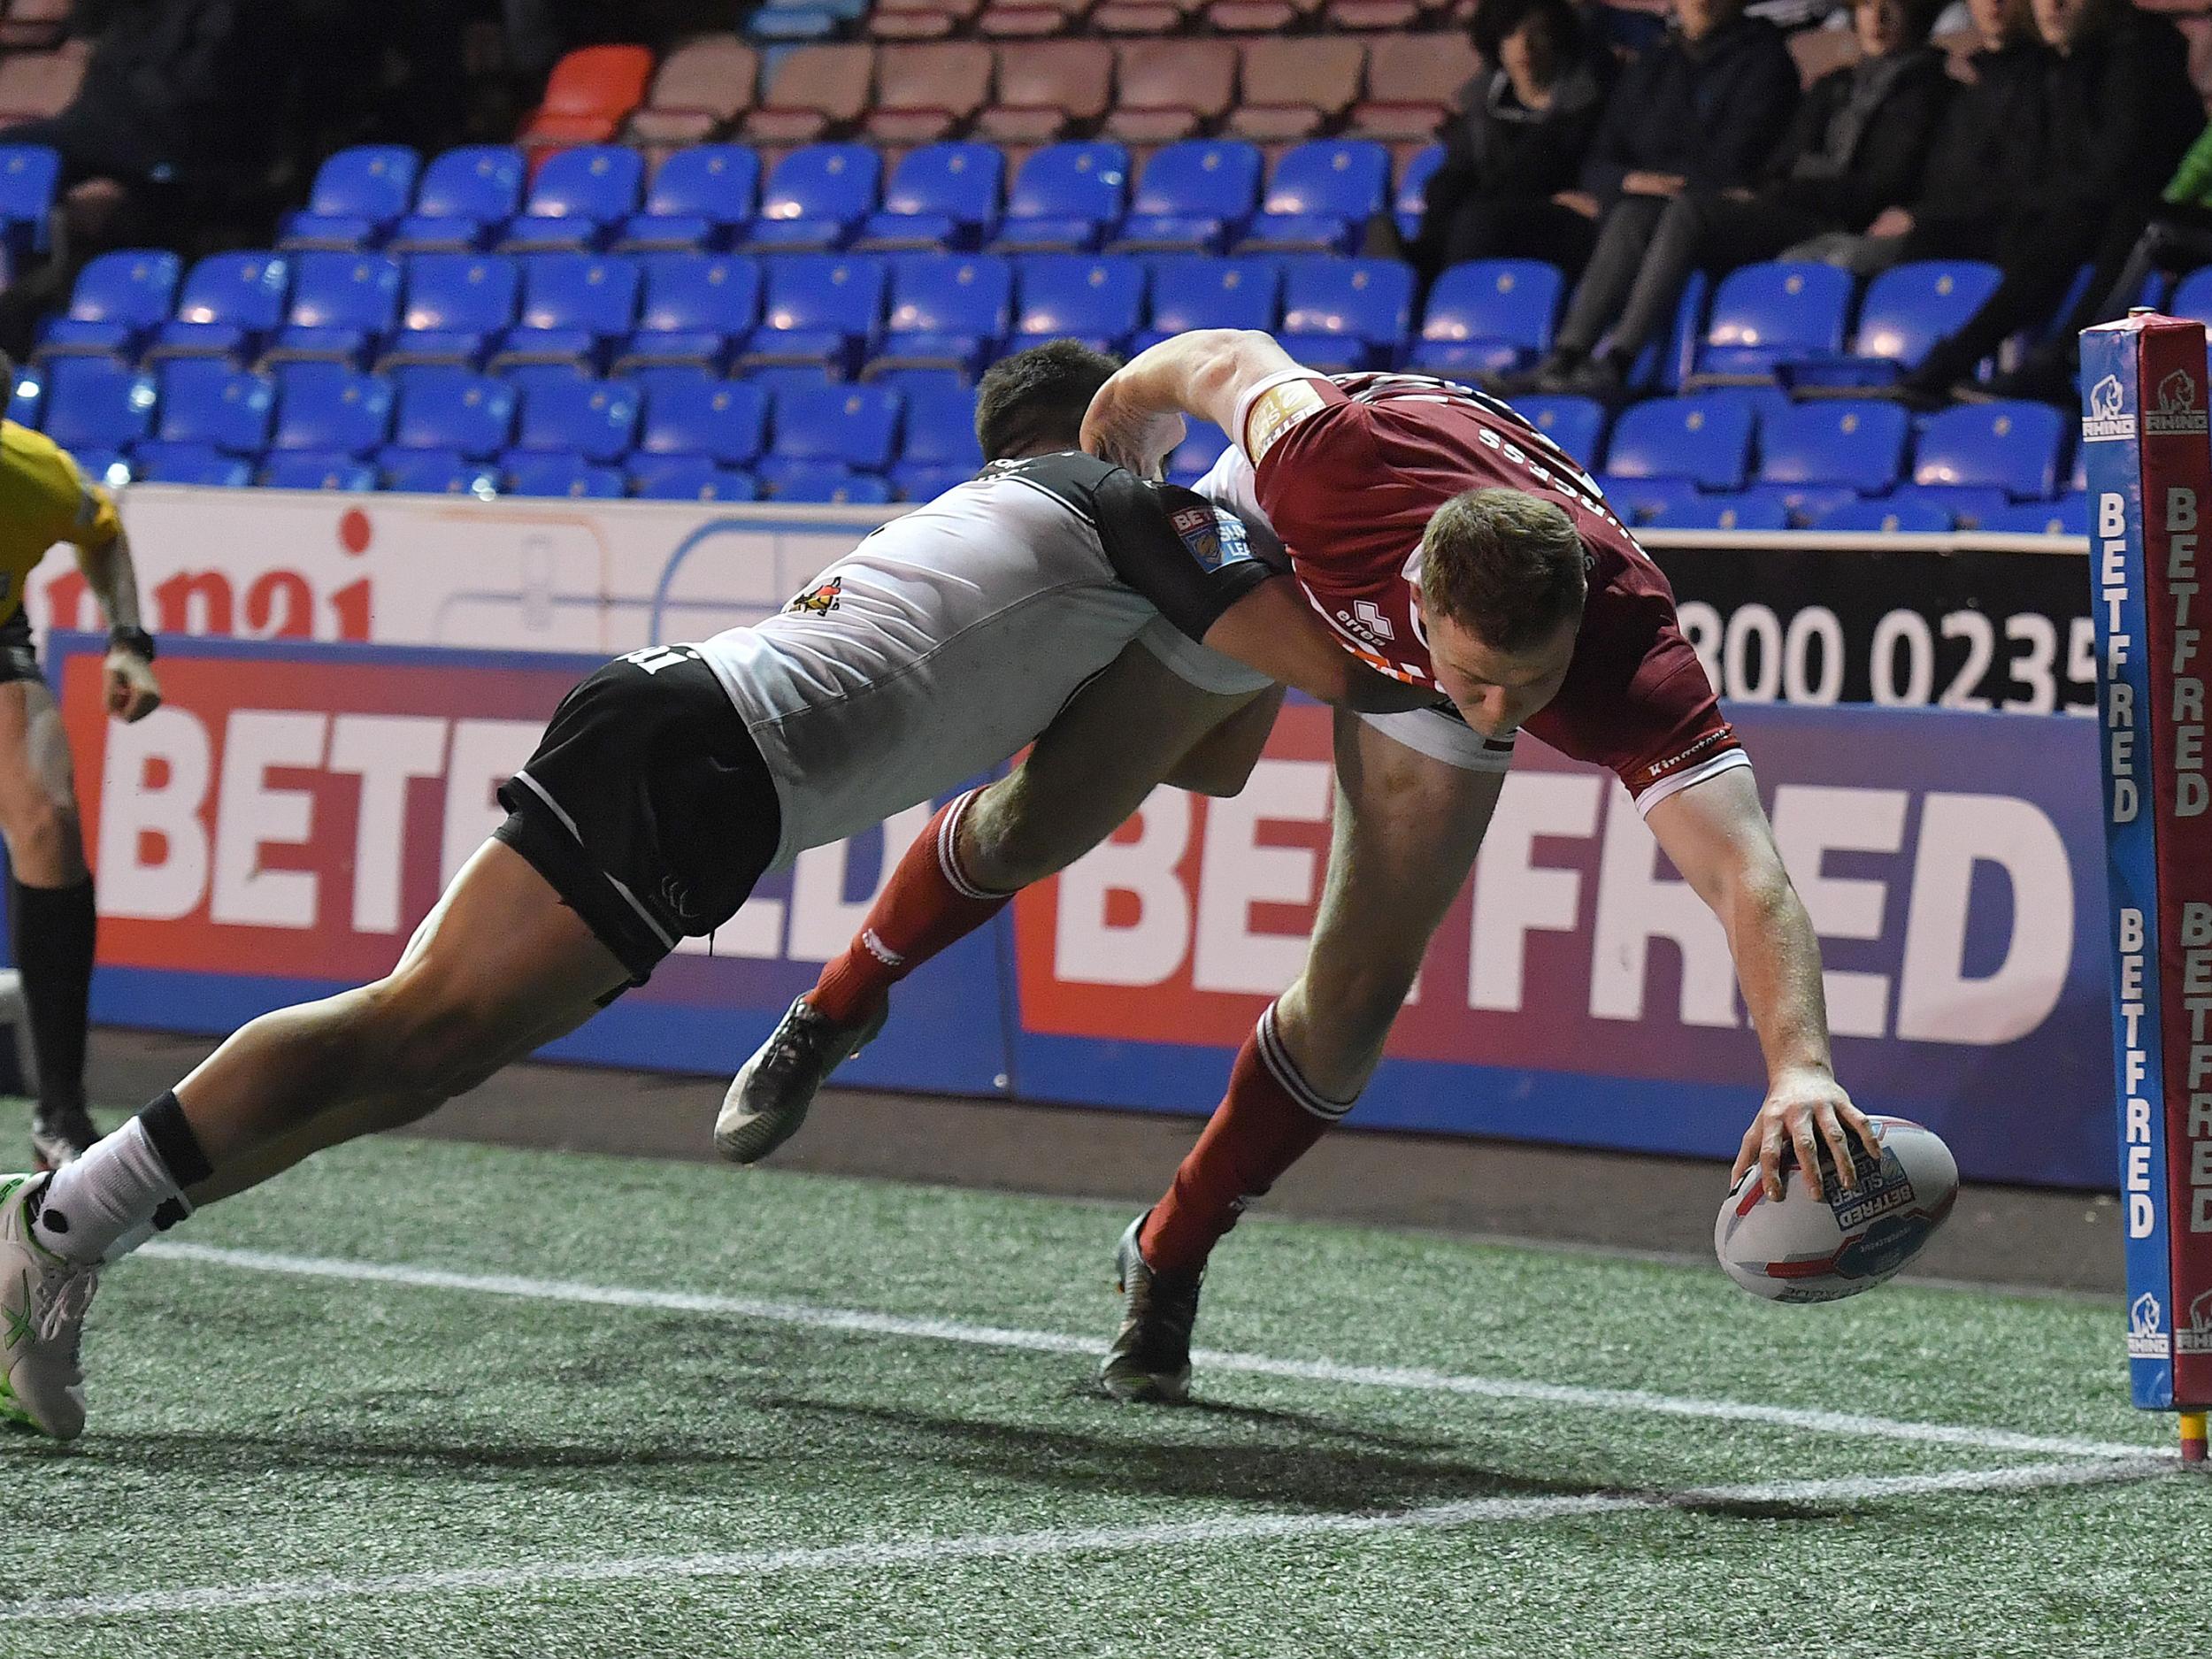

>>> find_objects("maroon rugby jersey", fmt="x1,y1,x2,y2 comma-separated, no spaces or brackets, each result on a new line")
1238,370,1745,805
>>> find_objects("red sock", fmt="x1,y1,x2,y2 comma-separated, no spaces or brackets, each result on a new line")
808,789,1012,1024
1140,1002,1352,1276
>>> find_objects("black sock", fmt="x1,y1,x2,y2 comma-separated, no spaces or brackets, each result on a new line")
136,1090,213,1189
10,876,96,1118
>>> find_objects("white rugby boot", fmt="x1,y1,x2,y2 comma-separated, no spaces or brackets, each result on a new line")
0,1172,98,1441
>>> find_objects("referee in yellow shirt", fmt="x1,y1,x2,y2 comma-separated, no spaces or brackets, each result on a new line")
0,373,159,1169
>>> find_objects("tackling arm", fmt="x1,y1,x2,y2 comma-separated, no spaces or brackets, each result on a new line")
1080,330,1304,477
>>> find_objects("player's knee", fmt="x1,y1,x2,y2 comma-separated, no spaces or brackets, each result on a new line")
0,796,82,883
960,782,1064,890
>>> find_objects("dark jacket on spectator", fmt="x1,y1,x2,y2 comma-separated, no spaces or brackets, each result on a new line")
1759,47,1952,233
1910,39,2049,219
1577,15,1801,200
1428,55,1611,211
69,0,292,181
2038,9,2202,215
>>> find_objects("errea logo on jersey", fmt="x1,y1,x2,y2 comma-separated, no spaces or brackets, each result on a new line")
2147,367,2209,437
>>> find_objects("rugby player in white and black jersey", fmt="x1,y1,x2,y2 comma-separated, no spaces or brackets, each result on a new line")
0,342,1432,1442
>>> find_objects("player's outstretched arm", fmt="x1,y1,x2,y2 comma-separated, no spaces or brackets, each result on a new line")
1643,765,1880,1200
1082,329,1303,476
1202,576,1436,715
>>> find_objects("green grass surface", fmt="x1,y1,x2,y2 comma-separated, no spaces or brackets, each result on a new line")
1,1132,2204,1657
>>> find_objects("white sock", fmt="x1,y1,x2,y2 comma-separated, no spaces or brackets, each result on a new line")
34,1118,188,1264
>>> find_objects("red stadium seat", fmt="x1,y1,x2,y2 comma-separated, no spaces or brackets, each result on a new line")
519,45,656,150
1091,0,1207,35
870,0,985,39
867,42,995,145
0,0,68,50
1324,0,1445,28
1348,33,1480,142
976,0,1094,36
1229,39,1365,142
977,42,1115,143
626,37,760,146
0,39,84,124
1103,40,1239,145
1207,0,1325,34
742,44,876,145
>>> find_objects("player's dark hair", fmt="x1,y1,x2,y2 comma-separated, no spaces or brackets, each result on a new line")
1417,488,1588,653
974,340,1124,462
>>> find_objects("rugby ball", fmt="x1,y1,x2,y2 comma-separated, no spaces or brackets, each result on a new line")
1714,1116,1959,1303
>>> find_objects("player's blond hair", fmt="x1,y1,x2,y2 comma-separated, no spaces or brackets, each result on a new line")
1417,488,1588,652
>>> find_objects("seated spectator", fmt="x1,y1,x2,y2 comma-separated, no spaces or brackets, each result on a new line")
1491,0,1801,396
1893,0,2201,404
1506,0,1949,397
1405,0,1613,287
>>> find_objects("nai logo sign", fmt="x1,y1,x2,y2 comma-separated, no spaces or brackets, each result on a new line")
2082,374,2133,443
2146,367,2210,437
2128,1291,2168,1360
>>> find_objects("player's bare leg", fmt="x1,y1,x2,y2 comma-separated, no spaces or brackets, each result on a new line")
717,641,1267,1163
1103,712,1503,1400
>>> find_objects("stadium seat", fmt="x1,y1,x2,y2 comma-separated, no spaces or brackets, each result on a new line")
265,252,403,365
616,254,762,372
1279,257,1413,372
0,143,58,259
261,451,377,490
868,42,994,144
991,142,1129,254
1645,491,1790,531
871,0,982,39
39,357,155,450
742,43,875,144
388,146,526,253
1093,0,1207,39
1882,480,2008,528
1689,262,1854,382
892,461,977,499
1814,495,1953,534
1394,145,1443,242
154,360,273,455
130,442,250,487
1110,141,1263,254
1104,40,1237,144
1600,395,1755,492
856,143,1003,251
977,40,1113,142
1007,253,1145,352
1792,261,2004,388
771,462,894,503
388,367,517,459
976,0,1093,39
747,144,882,251
1409,260,1563,373
1132,256,1279,353
1166,421,1229,486
1913,401,2065,501
1237,140,1389,255
1593,472,1701,526
381,449,499,495
870,254,1013,378
749,364,841,396
513,376,641,463
1230,38,1366,142
768,382,904,476
639,377,769,466
748,4,850,46
626,454,760,500
1511,395,1606,469
626,37,761,146
740,254,888,374
1983,495,2087,535
279,147,422,251
1349,34,1480,141
504,451,626,497
384,254,521,368
519,44,654,150
498,146,646,252
889,380,982,495
144,252,290,364
35,250,180,361
1757,400,1910,495
4,362,40,427
269,362,396,456
1209,0,1325,33
616,148,761,252
2171,266,2212,326
494,254,641,370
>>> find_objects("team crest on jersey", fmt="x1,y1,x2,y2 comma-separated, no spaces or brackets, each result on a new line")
787,576,843,616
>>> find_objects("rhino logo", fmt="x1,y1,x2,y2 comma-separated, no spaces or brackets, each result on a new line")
2089,376,2124,419
2180,1287,2212,1355
2192,1288,2212,1333
2131,1291,2162,1338
2157,369,2199,416
2083,373,2138,443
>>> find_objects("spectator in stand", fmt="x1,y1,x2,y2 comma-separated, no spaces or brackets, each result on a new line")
1404,0,1613,288
1498,0,1949,398
1491,0,1801,396
1891,0,2200,404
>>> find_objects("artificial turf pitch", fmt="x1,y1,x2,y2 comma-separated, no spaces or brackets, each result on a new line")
1,1127,2204,1657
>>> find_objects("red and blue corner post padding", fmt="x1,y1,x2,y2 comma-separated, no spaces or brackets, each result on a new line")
2081,311,2212,1463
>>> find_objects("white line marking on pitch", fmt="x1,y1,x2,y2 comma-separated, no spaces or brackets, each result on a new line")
142,1240,2164,1463
0,1457,2171,1624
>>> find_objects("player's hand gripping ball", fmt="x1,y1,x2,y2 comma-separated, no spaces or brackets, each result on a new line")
1715,1117,1959,1302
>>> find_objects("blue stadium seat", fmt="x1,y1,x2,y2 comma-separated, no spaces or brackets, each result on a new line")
1007,255,1145,354
1593,473,1701,526
748,3,850,42
856,143,1004,252
771,463,893,503
384,254,521,368
1511,395,1607,469
1111,142,1263,254
868,254,1012,380
142,252,292,365
1166,422,1229,487
270,363,396,455
616,254,761,372
1757,400,1910,495
1410,260,1563,373
892,380,982,492
1984,495,2087,535
35,250,182,361
380,449,499,495
265,252,404,365
4,363,40,428
154,360,273,454
992,143,1130,255
767,382,903,474
261,451,378,490
739,255,887,375
279,147,422,250
1690,262,1854,382
65,449,129,488
1627,271,1709,394
638,378,769,466
499,146,646,251
513,376,641,463
1600,395,1755,491
890,463,974,501
1279,258,1414,372
1815,495,1953,534
746,144,882,251
503,452,626,497
388,367,517,458
1913,401,2065,500
1238,141,1390,256
40,358,157,450
616,147,761,252
388,146,526,252
2172,266,2212,326
1884,480,2008,529
1823,261,2004,384
494,253,641,369
1645,491,1790,531
130,442,252,487
0,145,60,259
626,455,759,500
1132,257,1279,354
748,364,840,396
493,360,591,399
1394,145,1443,242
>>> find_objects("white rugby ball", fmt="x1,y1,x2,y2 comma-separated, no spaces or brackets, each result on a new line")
1714,1116,1959,1303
